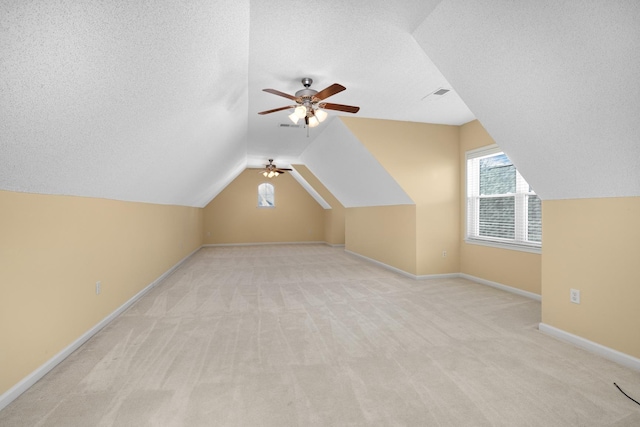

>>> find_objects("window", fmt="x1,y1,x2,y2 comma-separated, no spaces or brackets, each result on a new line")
466,145,541,252
257,183,274,207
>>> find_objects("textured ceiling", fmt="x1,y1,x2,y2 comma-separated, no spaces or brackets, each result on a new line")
2,1,638,207
1,0,250,207
0,0,472,207
247,0,473,161
414,0,640,200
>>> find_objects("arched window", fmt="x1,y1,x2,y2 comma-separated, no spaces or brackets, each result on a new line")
257,183,275,207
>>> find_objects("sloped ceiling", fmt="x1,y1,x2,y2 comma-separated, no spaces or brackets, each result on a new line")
414,1,640,200
0,0,473,207
300,118,413,208
2,1,638,207
1,1,250,207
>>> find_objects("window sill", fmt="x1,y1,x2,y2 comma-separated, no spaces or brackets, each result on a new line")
464,238,542,254
257,206,275,209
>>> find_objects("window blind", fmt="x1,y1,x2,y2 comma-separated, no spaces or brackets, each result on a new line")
466,146,541,250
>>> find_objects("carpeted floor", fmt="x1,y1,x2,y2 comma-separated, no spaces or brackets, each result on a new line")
1,244,639,426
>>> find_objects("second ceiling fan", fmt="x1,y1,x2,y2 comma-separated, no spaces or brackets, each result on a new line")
260,159,291,178
258,77,360,127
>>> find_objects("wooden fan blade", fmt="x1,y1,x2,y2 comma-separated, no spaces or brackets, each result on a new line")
320,102,360,113
275,168,293,172
258,105,297,115
263,88,297,101
313,83,346,101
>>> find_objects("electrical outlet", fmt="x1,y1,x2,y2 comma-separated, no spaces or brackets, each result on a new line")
570,288,580,304
442,250,447,258
96,281,101,295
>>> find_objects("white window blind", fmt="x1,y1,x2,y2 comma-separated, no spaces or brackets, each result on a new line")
257,183,274,207
466,146,541,252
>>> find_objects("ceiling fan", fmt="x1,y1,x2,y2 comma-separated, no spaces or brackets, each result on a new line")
258,77,360,127
260,159,292,178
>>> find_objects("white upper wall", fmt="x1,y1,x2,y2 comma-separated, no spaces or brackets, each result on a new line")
300,118,414,208
414,1,640,200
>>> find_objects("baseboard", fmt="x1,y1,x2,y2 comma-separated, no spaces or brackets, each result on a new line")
343,251,542,301
344,250,417,278
415,273,461,280
538,323,640,372
0,246,201,412
343,250,456,280
459,273,542,301
324,243,346,248
202,241,326,247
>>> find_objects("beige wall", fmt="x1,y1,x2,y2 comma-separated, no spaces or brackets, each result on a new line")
203,169,325,244
459,120,542,294
342,117,459,276
292,164,345,245
345,205,417,274
0,190,203,395
542,197,640,358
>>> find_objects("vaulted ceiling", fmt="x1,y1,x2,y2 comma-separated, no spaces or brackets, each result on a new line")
1,1,638,208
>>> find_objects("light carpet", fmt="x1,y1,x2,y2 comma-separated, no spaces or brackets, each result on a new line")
1,244,639,426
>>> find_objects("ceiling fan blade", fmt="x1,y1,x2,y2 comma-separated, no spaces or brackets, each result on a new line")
320,102,360,114
263,88,297,101
313,83,346,101
258,105,297,115
275,168,293,172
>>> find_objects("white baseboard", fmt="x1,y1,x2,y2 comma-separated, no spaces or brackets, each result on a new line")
343,251,542,302
459,273,542,301
344,250,417,278
344,250,457,280
538,323,640,372
416,273,461,280
202,241,326,247
0,246,201,412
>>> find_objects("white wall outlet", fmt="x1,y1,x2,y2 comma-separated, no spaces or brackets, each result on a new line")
570,288,580,304
96,281,101,295
442,250,447,258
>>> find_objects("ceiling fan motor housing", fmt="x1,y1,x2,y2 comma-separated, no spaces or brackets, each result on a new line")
295,88,318,99
296,77,318,109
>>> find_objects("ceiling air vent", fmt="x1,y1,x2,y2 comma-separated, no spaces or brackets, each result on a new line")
421,87,451,101
278,123,301,128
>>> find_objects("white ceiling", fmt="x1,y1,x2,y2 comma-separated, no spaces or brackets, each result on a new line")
300,119,414,208
1,1,638,207
414,0,640,200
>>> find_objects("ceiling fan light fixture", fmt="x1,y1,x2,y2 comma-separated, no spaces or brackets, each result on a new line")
267,171,275,178
288,112,300,124
274,171,279,177
262,171,268,177
315,108,328,123
294,105,307,119
308,115,320,128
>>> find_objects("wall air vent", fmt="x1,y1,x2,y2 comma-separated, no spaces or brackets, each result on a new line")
433,88,450,96
279,123,302,128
